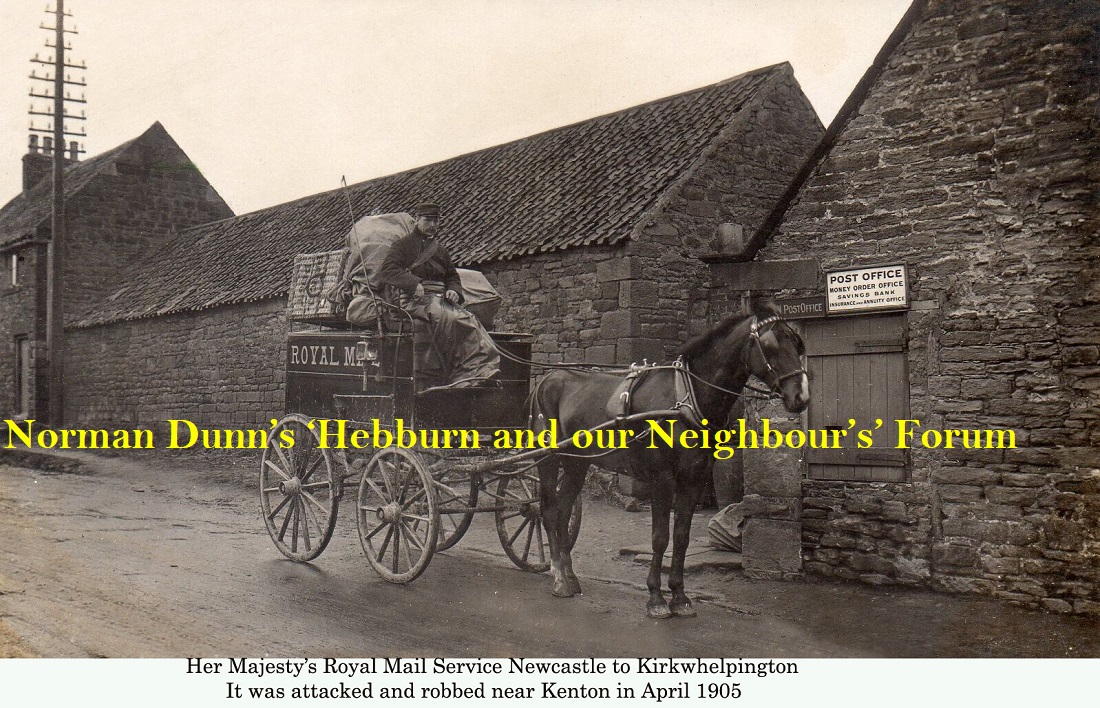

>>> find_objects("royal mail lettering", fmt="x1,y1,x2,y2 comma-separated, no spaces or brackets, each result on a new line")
286,335,363,374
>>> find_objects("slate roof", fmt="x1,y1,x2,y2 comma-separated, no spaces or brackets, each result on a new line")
0,140,136,248
74,64,786,327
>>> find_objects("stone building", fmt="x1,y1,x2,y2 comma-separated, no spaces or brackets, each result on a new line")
63,63,821,427
715,0,1099,614
0,123,233,419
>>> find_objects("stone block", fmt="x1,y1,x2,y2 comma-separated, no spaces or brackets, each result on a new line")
1040,598,1074,614
894,556,931,584
941,519,1040,546
583,345,616,365
984,486,1040,506
617,475,650,499
595,257,637,283
615,337,666,366
599,310,635,339
743,448,802,497
937,484,984,502
1073,598,1100,616
1043,518,1084,552
742,519,802,575
618,280,659,309
932,468,1001,485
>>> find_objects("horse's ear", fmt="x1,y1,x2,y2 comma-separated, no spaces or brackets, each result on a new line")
749,294,779,318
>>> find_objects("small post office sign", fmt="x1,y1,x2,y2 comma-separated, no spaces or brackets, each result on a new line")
825,263,909,314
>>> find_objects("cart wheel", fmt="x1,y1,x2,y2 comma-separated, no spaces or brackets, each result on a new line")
433,462,478,552
357,447,439,583
494,472,582,573
260,414,340,562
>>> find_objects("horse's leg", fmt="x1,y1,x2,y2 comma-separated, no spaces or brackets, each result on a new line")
668,460,707,617
551,459,587,597
646,473,674,618
537,459,569,597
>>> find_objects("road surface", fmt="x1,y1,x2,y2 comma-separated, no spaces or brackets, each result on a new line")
1,450,1097,658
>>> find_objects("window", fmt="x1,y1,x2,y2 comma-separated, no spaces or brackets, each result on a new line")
802,313,910,482
5,252,23,288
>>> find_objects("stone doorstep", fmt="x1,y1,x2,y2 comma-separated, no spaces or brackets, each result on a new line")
620,541,742,573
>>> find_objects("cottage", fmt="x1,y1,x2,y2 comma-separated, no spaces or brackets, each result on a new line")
0,123,233,419
717,0,1099,614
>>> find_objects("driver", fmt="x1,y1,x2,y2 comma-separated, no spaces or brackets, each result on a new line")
379,202,500,388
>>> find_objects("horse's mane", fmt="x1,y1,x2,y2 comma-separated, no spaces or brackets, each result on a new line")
677,299,781,358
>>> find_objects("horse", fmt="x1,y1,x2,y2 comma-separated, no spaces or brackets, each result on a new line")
529,299,810,618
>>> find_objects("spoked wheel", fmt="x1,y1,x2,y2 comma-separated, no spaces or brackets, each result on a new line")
432,461,478,552
494,471,582,573
259,414,340,562
357,447,439,583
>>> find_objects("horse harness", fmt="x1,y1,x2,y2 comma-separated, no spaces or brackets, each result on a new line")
607,314,807,430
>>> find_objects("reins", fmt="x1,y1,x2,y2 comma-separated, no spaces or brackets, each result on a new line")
516,313,807,424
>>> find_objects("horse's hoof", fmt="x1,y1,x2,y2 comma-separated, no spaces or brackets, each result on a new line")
670,601,696,618
552,582,577,598
646,603,672,619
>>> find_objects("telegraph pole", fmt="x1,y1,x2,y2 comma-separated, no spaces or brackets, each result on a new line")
29,0,86,426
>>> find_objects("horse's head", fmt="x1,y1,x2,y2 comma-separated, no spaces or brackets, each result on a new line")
742,302,810,413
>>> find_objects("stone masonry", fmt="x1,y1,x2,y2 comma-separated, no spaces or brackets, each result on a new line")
742,0,1100,614
65,299,287,430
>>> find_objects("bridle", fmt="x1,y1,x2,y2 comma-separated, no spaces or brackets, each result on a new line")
678,314,808,402
743,315,809,392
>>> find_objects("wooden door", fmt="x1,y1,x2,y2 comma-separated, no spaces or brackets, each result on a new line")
802,313,909,482
15,336,31,417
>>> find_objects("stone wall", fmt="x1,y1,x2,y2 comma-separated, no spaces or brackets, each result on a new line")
65,299,287,429
483,246,632,365
748,0,1100,614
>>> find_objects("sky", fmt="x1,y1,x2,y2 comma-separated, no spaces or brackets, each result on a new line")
0,0,913,216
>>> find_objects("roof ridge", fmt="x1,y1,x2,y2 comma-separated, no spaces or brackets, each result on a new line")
206,64,789,225
76,63,801,327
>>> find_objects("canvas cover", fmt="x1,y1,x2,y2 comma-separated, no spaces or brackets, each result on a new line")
345,212,417,297
344,212,502,328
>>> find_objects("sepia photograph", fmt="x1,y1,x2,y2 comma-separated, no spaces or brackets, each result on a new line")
0,0,1097,702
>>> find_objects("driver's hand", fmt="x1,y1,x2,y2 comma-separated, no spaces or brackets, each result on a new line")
413,283,425,299
444,289,461,305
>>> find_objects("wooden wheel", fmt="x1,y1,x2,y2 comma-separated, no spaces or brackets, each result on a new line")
356,447,439,583
432,462,478,552
260,414,340,562
494,471,582,573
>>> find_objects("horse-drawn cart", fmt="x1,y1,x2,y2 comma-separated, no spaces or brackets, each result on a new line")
260,325,581,583
265,242,811,616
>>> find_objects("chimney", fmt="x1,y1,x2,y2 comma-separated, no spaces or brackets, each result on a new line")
22,135,52,192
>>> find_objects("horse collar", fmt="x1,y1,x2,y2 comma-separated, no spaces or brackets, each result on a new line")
672,357,706,430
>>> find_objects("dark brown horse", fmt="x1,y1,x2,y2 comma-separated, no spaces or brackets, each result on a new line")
530,299,810,617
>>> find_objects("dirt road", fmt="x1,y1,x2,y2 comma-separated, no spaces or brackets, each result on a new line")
0,450,1097,658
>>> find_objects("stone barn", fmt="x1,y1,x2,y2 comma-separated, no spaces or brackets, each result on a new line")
711,0,1099,614
63,63,822,428
0,123,233,420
